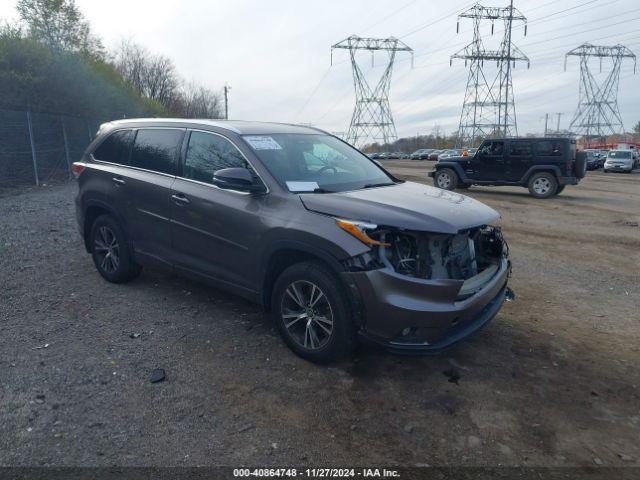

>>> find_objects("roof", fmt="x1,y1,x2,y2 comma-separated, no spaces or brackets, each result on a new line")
102,118,328,135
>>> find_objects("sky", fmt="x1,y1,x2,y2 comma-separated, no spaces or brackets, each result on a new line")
2,0,639,140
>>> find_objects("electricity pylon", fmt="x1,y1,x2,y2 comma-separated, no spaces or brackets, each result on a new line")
565,43,636,142
451,1,529,147
332,36,413,148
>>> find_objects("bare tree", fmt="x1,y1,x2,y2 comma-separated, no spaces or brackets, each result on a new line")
175,83,223,119
114,40,179,109
114,39,222,118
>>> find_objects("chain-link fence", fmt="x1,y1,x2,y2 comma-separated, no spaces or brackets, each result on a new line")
0,108,105,187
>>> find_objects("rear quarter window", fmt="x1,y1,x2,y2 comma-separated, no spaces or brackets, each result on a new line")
130,129,184,175
92,130,133,164
537,140,563,156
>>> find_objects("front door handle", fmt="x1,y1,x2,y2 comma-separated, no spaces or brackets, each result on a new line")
112,176,126,185
171,193,190,205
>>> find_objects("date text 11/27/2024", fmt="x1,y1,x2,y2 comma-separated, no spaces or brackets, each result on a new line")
232,468,401,478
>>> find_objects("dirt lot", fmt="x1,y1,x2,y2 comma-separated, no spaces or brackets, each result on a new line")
1,164,638,468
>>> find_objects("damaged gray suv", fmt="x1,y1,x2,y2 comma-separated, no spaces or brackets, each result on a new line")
74,119,512,362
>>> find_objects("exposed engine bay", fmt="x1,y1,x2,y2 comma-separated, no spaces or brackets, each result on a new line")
345,225,507,291
372,225,506,281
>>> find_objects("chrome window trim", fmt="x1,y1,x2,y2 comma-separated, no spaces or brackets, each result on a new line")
90,155,177,179
179,128,270,195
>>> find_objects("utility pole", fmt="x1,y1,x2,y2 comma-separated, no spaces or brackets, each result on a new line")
451,3,529,146
331,36,413,148
544,113,549,136
223,83,231,120
565,44,636,143
555,112,563,133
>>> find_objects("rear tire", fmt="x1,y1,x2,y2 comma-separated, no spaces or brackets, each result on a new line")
527,172,558,199
271,262,356,363
89,214,141,283
434,168,459,190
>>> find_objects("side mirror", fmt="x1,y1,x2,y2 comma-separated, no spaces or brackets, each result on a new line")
213,168,265,193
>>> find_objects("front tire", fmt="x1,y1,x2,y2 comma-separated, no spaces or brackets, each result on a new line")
271,262,356,363
434,168,459,190
527,172,558,199
89,214,141,283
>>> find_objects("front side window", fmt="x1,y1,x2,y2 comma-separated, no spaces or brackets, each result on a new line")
480,141,505,157
183,131,250,184
130,129,183,175
243,134,394,193
537,140,563,156
93,130,133,165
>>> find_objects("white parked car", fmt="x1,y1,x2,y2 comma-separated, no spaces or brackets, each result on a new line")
604,150,634,173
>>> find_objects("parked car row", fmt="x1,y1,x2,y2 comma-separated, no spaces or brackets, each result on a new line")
583,148,638,173
370,148,479,161
369,152,410,160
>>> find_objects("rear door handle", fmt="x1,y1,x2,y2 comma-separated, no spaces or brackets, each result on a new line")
112,177,125,185
171,193,190,205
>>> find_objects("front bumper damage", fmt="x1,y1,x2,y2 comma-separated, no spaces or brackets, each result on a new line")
340,225,513,354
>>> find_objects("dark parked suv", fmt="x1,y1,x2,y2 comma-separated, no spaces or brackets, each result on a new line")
429,137,586,198
74,119,512,362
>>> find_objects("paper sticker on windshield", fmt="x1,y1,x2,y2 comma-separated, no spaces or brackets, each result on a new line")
244,135,282,150
286,181,319,192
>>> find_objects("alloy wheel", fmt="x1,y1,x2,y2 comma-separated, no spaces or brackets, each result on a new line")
533,177,551,195
94,226,120,273
437,172,451,188
280,280,334,350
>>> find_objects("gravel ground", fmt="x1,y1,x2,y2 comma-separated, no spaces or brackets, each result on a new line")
0,166,638,468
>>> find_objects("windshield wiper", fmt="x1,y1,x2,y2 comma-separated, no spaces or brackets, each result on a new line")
312,187,335,193
362,182,395,189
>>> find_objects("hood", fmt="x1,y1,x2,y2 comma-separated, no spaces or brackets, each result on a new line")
300,181,499,234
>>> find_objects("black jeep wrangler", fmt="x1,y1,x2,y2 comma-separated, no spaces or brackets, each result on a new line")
428,137,586,198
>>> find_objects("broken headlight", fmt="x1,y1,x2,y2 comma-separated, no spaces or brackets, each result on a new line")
340,218,506,281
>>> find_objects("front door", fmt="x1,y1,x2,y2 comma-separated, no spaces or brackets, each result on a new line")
170,130,266,293
472,140,506,181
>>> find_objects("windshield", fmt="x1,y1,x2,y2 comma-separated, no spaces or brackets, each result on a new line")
608,151,631,159
243,133,395,193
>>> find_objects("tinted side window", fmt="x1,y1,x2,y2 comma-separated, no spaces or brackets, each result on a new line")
510,141,532,156
183,131,249,184
537,140,563,156
93,130,132,164
130,129,183,175
481,141,505,157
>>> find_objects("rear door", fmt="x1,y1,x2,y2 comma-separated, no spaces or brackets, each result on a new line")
170,130,266,292
125,128,184,264
90,129,134,228
534,139,565,175
506,139,533,181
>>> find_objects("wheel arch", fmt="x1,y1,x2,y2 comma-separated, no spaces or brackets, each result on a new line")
435,161,467,181
520,165,562,184
260,241,346,312
82,200,129,252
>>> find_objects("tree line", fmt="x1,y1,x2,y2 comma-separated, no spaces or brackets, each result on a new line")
0,0,223,120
